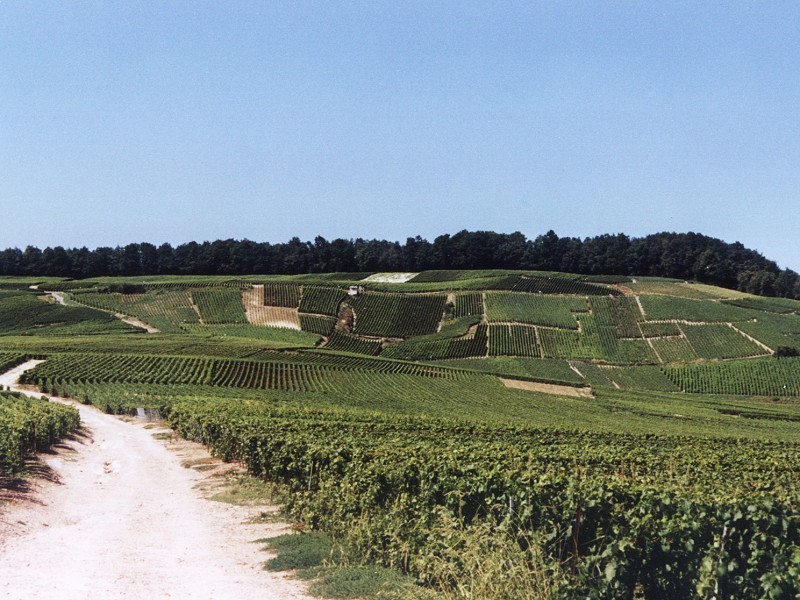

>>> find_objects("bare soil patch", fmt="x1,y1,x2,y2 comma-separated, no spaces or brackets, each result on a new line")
501,378,593,398
243,286,302,329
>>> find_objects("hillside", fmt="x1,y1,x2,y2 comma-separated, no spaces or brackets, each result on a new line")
3,270,800,597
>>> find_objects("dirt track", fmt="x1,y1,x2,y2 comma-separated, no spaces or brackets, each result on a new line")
0,361,310,600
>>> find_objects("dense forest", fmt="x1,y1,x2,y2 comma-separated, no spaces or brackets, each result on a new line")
1,230,798,299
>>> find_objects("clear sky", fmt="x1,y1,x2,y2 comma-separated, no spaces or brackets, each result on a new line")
2,1,798,271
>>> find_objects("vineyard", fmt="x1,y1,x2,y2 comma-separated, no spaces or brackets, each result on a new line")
453,291,483,317
297,285,347,316
589,296,643,338
166,399,800,598
0,389,80,474
298,314,336,335
484,292,587,328
191,288,248,324
638,295,759,322
663,357,800,396
681,323,768,359
262,283,301,308
381,324,488,361
349,292,446,338
488,324,539,357
723,295,800,314
0,291,138,336
482,274,620,295
5,270,800,597
323,331,382,355
73,288,199,333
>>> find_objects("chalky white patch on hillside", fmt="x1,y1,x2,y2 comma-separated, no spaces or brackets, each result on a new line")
362,273,418,283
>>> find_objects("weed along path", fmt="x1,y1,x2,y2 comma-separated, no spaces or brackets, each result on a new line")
0,361,311,600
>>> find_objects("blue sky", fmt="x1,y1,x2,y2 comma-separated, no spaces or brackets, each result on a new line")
2,1,798,271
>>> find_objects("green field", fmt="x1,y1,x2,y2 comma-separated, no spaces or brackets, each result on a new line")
4,271,800,598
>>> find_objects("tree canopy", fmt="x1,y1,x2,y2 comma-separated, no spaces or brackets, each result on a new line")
1,230,797,299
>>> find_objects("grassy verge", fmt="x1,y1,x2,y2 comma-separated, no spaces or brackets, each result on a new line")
263,532,439,599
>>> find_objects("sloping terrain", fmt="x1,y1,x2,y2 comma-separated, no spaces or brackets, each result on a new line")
3,271,800,597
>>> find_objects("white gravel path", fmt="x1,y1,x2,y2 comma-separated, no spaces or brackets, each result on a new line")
0,361,311,600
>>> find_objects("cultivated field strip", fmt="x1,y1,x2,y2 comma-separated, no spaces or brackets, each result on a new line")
323,331,383,355
299,313,336,335
681,322,769,359
164,398,800,597
19,352,472,393
482,275,620,295
484,293,587,329
191,288,248,324
261,283,301,307
663,357,800,396
350,292,446,338
380,324,489,361
590,296,643,338
298,285,347,316
453,292,483,318
488,324,539,357
638,295,762,322
73,290,198,332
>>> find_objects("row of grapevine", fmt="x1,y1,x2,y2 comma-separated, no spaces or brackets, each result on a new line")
0,353,28,375
682,323,768,359
482,275,620,295
262,283,301,308
323,332,383,355
0,291,135,336
298,286,347,316
590,296,643,338
409,270,475,283
484,293,586,329
535,322,655,364
650,337,698,362
350,293,446,338
380,325,488,361
580,314,656,364
723,296,800,315
191,288,248,324
75,289,198,332
736,312,800,350
179,324,316,345
22,354,214,386
663,357,800,396
299,314,336,335
639,295,759,322
539,328,582,359
639,321,682,338
51,279,250,292
210,360,329,392
577,363,679,392
435,357,584,386
488,324,539,357
453,292,483,317
143,280,246,289
0,391,80,474
22,351,471,393
166,399,800,598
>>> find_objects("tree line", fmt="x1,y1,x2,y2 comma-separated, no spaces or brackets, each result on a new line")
1,230,797,299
